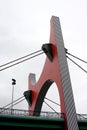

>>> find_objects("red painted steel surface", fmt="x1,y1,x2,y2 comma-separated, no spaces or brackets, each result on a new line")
28,16,67,128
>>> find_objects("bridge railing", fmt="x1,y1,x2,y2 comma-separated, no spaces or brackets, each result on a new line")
77,113,87,120
0,107,87,120
0,107,64,119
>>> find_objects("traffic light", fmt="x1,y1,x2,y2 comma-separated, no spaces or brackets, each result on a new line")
12,79,16,85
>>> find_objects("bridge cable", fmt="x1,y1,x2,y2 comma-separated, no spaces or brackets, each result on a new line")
66,50,87,63
66,55,87,73
0,96,25,113
44,100,60,115
2,96,24,109
0,50,44,71
45,97,60,106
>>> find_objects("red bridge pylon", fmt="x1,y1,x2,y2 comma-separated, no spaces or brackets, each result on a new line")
25,16,79,130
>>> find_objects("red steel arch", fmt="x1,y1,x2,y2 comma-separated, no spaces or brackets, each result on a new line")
28,16,79,130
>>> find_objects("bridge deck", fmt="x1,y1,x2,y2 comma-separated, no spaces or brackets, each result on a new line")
0,108,87,129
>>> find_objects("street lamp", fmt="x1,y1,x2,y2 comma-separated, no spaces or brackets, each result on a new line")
11,78,16,114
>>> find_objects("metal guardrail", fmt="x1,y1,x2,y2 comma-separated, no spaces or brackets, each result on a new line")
0,108,87,120
0,108,63,119
77,113,87,120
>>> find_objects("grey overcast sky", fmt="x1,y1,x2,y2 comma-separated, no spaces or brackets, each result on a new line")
0,0,87,114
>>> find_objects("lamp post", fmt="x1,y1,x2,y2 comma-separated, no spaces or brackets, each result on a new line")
11,78,16,114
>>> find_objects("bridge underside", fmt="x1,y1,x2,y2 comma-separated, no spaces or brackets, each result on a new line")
0,115,87,129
